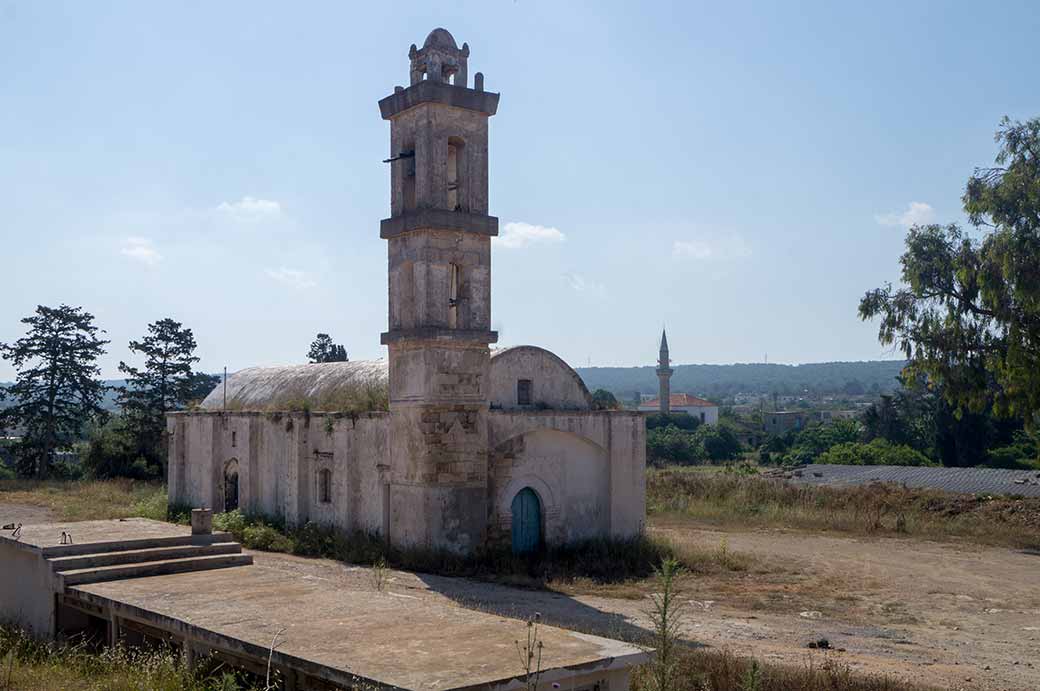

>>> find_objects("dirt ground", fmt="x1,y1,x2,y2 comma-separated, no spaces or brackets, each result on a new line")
0,501,61,527
3,502,1037,690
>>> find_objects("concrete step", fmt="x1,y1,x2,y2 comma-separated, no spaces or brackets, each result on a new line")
41,532,235,558
57,553,254,586
47,542,242,571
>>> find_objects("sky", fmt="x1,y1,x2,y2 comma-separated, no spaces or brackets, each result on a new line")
1,1,1038,380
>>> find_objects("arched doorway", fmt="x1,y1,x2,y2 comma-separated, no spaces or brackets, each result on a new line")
511,487,542,555
224,459,239,512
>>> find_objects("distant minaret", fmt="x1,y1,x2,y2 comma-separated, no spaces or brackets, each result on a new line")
657,329,673,414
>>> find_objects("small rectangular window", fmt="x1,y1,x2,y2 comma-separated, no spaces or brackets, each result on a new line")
319,468,332,504
231,431,237,448
517,379,532,406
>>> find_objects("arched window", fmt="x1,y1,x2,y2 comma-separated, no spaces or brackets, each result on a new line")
224,459,239,512
447,137,465,211
402,142,416,212
448,263,460,328
318,468,332,504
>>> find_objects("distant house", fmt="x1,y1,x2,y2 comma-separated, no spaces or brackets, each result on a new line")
639,393,719,426
763,410,812,435
763,409,859,435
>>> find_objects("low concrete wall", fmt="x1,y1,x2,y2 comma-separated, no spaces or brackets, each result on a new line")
0,542,58,637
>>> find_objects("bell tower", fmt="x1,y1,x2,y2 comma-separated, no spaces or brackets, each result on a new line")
378,28,500,553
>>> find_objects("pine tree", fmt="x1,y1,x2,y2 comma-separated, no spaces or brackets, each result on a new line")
307,333,349,363
0,305,109,478
118,318,201,474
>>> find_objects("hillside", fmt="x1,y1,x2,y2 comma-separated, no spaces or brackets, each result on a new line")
575,360,906,398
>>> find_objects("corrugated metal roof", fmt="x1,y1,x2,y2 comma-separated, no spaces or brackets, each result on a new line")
199,360,388,411
781,464,1040,498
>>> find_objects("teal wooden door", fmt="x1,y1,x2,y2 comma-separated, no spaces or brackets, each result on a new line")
511,488,542,554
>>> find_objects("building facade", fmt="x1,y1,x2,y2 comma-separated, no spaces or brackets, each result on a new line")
638,393,719,425
167,29,646,556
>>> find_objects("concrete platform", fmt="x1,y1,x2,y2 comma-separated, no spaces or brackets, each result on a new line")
2,519,647,690
2,517,213,553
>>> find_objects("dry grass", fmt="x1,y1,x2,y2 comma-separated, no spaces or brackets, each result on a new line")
649,468,1040,550
632,647,939,691
0,624,260,691
0,479,169,523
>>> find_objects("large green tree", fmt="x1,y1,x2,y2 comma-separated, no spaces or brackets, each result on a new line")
860,117,1040,424
0,305,109,477
117,318,202,474
307,333,348,363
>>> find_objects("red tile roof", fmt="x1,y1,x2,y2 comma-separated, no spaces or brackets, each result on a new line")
639,393,717,409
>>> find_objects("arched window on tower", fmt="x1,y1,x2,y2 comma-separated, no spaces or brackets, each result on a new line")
402,142,416,212
448,263,460,328
447,137,465,211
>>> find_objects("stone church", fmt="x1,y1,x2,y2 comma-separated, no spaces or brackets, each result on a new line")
167,29,646,555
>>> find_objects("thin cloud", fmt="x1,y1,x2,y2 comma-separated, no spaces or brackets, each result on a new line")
216,196,282,221
496,221,566,249
265,267,316,290
875,201,935,228
672,234,750,261
120,237,162,266
563,272,606,296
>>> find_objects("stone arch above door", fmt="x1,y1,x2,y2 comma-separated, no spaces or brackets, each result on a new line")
489,428,609,546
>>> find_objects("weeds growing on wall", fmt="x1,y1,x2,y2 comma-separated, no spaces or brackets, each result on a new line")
223,382,390,415
211,509,748,586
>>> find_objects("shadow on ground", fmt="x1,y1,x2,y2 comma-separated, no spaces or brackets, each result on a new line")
415,572,703,649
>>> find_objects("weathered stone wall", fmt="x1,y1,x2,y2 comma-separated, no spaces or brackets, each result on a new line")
168,406,645,550
487,411,646,545
387,339,490,554
167,412,390,535
387,230,491,335
489,346,592,410
388,102,489,216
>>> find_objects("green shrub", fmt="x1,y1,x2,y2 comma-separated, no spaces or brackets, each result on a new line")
817,439,936,466
81,416,162,480
984,430,1039,469
242,524,294,552
208,507,693,585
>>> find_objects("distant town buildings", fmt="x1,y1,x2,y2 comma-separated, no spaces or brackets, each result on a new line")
762,409,859,435
639,392,720,425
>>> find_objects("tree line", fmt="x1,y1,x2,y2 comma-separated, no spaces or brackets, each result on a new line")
0,308,218,479
577,360,906,399
0,307,354,480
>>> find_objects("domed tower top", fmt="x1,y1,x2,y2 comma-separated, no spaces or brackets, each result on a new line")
409,27,471,87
